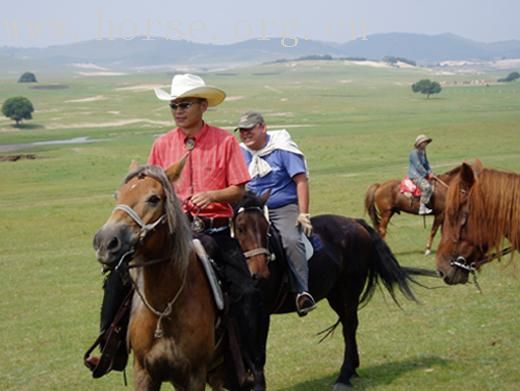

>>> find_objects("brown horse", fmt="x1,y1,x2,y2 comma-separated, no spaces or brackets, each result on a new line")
232,192,435,390
365,166,461,254
92,161,229,390
436,160,520,285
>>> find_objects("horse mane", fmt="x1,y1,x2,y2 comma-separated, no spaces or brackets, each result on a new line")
440,164,462,177
125,165,192,274
446,167,520,251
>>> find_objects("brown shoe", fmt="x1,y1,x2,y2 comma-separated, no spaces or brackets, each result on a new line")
296,292,316,317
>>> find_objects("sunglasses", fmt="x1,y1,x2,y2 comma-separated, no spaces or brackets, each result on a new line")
169,101,199,110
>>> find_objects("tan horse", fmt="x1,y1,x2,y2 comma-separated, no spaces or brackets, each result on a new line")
364,166,461,254
92,161,228,390
436,160,520,285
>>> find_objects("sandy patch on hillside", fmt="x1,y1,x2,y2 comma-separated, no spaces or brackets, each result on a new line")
395,61,415,69
72,63,109,71
344,60,390,68
65,95,107,103
108,111,120,115
491,58,520,69
264,85,283,93
45,119,172,130
339,79,353,84
115,84,162,92
269,112,294,117
76,71,127,76
225,96,244,102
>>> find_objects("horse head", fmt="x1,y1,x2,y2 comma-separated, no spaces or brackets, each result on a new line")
436,160,486,284
93,158,188,270
232,190,272,280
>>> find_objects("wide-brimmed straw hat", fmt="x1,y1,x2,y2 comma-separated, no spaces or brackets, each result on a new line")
414,134,432,148
153,74,226,107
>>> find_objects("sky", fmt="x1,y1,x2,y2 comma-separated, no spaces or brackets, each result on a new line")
1,0,519,47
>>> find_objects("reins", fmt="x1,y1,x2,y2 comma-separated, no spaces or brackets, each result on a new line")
113,202,187,338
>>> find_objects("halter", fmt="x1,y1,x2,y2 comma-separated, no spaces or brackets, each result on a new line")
112,201,186,338
114,204,167,243
233,205,274,261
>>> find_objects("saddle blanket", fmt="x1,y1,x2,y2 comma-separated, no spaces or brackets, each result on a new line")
399,177,421,198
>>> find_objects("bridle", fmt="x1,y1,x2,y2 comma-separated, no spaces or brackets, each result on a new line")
232,206,274,262
110,187,187,339
447,208,513,292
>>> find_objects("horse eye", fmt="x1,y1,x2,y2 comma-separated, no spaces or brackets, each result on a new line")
147,195,161,205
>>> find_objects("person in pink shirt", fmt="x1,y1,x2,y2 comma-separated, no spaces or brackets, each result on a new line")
86,74,265,389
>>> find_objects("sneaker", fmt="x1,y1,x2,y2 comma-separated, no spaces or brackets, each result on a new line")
419,204,432,215
296,292,316,317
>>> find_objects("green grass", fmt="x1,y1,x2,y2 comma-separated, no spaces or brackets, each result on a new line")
1,61,519,390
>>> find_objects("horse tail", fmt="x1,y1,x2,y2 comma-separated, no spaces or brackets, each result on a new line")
364,183,381,230
356,218,418,307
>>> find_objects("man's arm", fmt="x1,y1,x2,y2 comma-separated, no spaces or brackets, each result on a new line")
190,184,246,209
294,173,313,236
293,173,309,214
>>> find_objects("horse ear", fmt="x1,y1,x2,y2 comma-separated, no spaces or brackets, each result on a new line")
165,154,188,182
460,162,476,189
471,158,484,176
259,189,272,206
128,160,139,173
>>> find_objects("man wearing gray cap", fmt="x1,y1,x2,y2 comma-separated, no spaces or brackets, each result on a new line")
237,111,316,316
408,134,434,214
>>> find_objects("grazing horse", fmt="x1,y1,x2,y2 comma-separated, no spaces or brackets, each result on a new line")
92,162,232,391
232,192,433,390
436,160,520,285
365,166,462,254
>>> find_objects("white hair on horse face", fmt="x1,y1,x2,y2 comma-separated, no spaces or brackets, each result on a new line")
124,165,192,275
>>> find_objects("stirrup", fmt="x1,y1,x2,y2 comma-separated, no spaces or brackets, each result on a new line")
296,292,316,317
84,326,128,378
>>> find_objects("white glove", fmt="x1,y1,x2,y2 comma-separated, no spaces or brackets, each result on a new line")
296,213,313,236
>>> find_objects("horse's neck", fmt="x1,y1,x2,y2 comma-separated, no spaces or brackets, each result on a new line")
140,256,187,308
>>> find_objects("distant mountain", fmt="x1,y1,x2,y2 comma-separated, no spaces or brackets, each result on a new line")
1,33,519,72
339,33,520,62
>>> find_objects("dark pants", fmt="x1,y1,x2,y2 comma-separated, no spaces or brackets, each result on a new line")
200,229,264,371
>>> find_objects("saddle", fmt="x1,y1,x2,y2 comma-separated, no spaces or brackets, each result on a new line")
399,176,422,198
267,226,323,310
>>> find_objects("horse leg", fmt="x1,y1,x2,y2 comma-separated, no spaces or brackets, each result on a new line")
133,359,161,391
425,215,442,256
378,210,393,239
327,282,363,389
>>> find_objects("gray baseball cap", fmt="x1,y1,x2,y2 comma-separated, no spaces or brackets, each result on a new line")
235,111,264,131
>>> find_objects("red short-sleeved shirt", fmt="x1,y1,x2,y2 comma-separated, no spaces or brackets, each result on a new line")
148,123,250,218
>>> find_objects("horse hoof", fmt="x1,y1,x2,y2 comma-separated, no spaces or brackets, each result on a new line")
333,382,352,390
424,249,431,256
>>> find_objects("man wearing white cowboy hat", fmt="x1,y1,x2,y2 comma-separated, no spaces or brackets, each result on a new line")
87,74,265,387
408,134,434,214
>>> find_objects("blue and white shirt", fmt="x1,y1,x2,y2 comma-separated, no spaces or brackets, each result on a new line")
240,131,307,209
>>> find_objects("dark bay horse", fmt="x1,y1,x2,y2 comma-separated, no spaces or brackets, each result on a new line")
232,192,433,390
436,160,520,285
92,161,231,390
365,166,461,254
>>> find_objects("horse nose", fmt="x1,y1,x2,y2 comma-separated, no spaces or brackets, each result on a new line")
93,225,127,261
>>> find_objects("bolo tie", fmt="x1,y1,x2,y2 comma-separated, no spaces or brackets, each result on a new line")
184,137,204,232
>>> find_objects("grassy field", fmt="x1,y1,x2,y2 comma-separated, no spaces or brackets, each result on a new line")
1,61,519,390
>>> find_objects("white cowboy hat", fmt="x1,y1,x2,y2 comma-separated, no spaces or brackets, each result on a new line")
154,74,226,107
414,134,432,148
